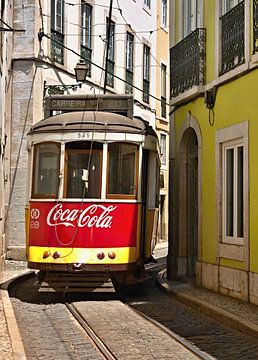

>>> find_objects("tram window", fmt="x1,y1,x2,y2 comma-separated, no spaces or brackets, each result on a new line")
107,143,138,197
65,142,102,199
32,143,60,198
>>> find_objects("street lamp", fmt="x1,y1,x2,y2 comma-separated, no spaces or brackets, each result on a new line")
74,59,89,83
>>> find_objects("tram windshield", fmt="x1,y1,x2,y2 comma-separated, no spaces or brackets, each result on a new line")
65,142,102,199
32,143,60,198
107,143,138,197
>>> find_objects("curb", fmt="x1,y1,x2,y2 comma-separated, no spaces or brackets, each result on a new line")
0,271,35,360
156,269,258,337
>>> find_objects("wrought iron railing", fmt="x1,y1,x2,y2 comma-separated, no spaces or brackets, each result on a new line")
51,30,64,65
106,59,114,87
254,0,258,52
81,45,92,77
170,28,206,97
143,79,149,103
220,1,245,75
125,69,133,94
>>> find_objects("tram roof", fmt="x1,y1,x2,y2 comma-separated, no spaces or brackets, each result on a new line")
28,111,156,137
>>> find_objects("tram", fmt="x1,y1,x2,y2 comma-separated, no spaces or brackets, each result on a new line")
25,95,160,286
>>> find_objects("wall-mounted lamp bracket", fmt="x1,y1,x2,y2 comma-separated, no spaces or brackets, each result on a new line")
43,81,82,98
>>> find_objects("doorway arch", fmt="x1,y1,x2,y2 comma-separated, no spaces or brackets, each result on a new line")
177,113,202,277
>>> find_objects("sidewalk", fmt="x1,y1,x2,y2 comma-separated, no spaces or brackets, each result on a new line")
154,241,258,337
0,261,30,360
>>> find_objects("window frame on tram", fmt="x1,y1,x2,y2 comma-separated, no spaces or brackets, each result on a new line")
106,142,139,200
31,142,61,199
63,147,103,199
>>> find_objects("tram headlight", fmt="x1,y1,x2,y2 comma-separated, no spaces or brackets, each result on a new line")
43,251,51,259
97,252,105,260
108,251,116,260
53,251,61,259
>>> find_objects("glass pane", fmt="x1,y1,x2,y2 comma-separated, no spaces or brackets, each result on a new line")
108,143,138,196
33,143,60,197
237,146,243,237
226,148,234,236
65,143,102,199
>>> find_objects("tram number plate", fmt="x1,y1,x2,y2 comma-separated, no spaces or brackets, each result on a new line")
77,132,91,139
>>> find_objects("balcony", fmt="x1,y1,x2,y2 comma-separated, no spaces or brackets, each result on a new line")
254,0,258,53
170,28,206,98
220,1,245,75
106,59,114,88
125,69,133,94
51,30,64,65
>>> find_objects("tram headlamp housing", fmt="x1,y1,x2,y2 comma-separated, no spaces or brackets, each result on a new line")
108,251,116,260
97,252,105,260
43,251,51,259
53,251,61,259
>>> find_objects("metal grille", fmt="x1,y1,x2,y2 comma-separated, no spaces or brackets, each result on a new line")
220,1,245,75
170,28,206,97
51,30,64,65
254,0,258,52
81,44,92,77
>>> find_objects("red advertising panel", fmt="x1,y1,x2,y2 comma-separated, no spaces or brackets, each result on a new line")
29,202,138,248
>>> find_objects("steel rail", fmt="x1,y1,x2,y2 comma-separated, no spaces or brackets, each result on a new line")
65,300,118,360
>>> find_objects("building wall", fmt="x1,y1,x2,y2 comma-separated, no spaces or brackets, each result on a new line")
169,0,258,304
156,0,169,242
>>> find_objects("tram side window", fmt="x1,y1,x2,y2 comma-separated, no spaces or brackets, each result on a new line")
107,143,138,197
32,143,60,198
65,142,102,199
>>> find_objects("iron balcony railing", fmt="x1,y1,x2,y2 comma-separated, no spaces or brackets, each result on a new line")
81,45,92,77
170,28,206,97
143,79,149,103
220,1,245,75
51,30,64,65
254,0,258,52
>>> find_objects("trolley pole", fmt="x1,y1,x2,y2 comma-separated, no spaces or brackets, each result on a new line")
103,0,113,94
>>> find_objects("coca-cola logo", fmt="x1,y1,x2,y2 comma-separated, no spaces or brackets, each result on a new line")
46,204,117,229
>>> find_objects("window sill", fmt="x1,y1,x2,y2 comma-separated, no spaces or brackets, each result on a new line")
219,242,244,261
170,85,205,106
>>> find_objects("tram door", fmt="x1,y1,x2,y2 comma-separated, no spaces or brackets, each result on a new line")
187,133,198,276
140,150,148,260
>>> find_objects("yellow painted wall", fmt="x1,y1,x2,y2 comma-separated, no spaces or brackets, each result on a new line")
174,68,258,272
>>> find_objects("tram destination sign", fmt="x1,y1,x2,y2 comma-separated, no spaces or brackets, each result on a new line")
45,94,134,118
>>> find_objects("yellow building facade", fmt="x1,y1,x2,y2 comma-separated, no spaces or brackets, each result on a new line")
156,0,169,242
169,0,258,304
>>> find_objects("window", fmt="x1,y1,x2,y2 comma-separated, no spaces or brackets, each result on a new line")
161,64,167,118
144,0,151,9
32,143,60,198
143,44,150,103
125,32,134,94
222,0,241,14
107,143,138,198
222,140,243,243
51,0,64,64
106,19,115,87
64,142,102,199
182,0,202,38
160,134,166,165
161,0,167,27
81,2,92,77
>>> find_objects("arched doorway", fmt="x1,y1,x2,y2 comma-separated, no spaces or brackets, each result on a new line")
186,129,198,276
177,118,201,279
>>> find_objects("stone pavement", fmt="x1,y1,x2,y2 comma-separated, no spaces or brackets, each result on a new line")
1,245,258,359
